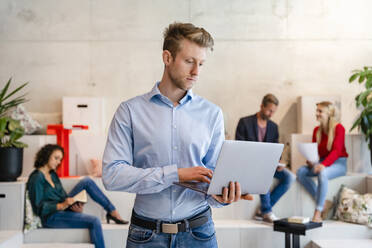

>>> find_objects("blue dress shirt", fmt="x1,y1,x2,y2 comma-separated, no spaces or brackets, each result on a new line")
102,82,225,221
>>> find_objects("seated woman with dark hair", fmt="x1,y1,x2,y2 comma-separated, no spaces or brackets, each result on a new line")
27,144,128,248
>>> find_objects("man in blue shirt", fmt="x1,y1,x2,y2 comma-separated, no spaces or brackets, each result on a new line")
102,22,252,248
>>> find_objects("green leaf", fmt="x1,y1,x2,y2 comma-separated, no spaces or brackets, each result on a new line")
0,79,28,117
0,78,11,102
359,75,366,83
1,97,28,111
9,131,21,142
366,76,372,89
0,117,8,133
349,73,359,83
11,140,27,148
8,119,21,132
357,90,371,107
360,115,369,135
1,82,28,103
350,116,362,131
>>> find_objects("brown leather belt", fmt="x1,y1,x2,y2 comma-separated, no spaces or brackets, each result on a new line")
131,207,211,234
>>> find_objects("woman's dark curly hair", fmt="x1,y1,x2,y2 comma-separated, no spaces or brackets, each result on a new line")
34,144,64,169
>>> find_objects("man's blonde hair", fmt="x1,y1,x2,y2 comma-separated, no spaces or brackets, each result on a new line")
316,101,338,151
163,22,214,58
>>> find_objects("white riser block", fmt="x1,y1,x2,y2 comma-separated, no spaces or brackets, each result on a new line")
310,239,372,248
215,220,283,248
24,224,128,248
22,244,94,248
301,221,372,248
0,231,23,248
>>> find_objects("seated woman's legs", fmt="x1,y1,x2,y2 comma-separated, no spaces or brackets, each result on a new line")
296,166,318,199
68,177,126,223
44,211,105,248
316,157,347,211
68,177,115,213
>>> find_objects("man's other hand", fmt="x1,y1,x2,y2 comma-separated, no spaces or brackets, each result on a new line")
212,182,253,204
178,166,213,183
306,160,315,169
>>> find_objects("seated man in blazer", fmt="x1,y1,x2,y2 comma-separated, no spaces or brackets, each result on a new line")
235,94,295,223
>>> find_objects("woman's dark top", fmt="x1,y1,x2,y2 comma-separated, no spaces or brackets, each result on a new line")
27,169,67,223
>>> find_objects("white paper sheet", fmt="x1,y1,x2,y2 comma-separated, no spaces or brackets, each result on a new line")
297,143,319,164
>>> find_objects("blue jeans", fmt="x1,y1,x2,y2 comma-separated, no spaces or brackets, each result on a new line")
44,177,116,248
296,157,347,211
260,168,296,214
126,208,217,248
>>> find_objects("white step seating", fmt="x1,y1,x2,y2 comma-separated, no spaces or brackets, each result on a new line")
0,231,22,248
13,174,372,248
24,224,127,248
22,244,94,248
22,220,372,248
310,239,372,248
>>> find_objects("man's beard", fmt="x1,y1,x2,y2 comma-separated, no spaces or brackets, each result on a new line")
260,111,269,120
169,71,189,91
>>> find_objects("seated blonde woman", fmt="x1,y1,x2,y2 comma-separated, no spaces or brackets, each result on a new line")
296,101,348,222
27,144,128,248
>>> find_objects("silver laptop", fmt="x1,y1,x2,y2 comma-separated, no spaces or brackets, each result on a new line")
174,140,284,195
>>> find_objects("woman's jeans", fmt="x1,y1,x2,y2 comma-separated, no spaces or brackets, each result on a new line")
260,168,296,214
296,157,347,211
126,208,217,248
44,177,116,248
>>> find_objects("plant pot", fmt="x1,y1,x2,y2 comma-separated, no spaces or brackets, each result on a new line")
0,147,23,181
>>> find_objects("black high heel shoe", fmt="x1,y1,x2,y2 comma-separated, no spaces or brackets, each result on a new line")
106,213,129,224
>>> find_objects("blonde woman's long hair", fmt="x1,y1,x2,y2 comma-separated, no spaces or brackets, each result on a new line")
316,101,339,151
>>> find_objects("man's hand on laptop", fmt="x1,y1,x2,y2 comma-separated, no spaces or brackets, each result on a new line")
212,182,253,204
178,166,213,183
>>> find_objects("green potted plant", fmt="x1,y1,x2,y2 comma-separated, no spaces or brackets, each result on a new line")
349,66,372,164
0,78,28,181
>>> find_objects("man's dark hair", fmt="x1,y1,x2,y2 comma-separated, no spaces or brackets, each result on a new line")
163,22,214,58
34,144,64,168
262,93,279,107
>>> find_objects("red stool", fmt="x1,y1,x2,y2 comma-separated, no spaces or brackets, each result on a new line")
47,124,88,177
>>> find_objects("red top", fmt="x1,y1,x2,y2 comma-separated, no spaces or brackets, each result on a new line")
312,123,348,167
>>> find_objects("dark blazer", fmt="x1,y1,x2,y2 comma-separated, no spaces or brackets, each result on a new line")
235,114,279,143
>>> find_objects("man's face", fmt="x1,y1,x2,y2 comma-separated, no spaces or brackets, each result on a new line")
260,103,277,120
165,39,207,91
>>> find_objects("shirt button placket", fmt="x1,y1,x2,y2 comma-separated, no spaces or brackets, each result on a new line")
171,107,178,220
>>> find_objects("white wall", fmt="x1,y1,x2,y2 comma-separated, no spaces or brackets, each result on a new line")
0,0,371,140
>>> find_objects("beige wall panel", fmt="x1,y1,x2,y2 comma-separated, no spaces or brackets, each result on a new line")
0,0,90,41
287,0,372,39
0,42,90,112
91,0,190,41
190,0,288,40
90,41,164,130
194,41,293,138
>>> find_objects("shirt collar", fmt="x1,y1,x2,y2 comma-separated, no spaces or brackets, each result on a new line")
147,82,194,105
